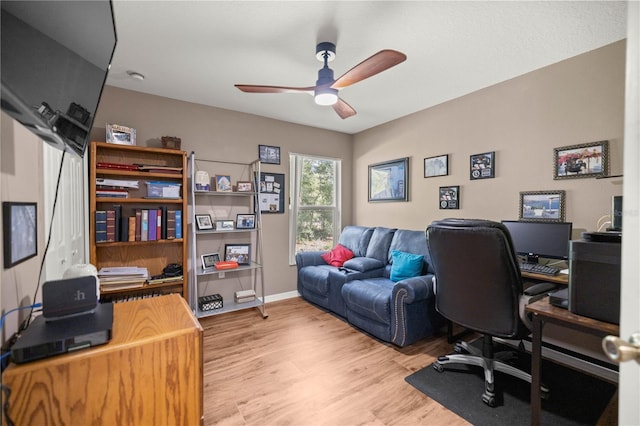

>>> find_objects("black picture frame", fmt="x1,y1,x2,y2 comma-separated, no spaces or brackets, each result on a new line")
3,202,37,268
519,190,566,222
201,252,220,270
553,140,609,180
368,157,409,202
195,214,213,230
257,172,285,213
259,144,281,165
424,154,449,178
224,243,251,265
470,151,495,180
236,213,256,229
439,186,460,209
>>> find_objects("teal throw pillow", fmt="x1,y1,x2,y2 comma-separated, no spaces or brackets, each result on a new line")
390,250,424,282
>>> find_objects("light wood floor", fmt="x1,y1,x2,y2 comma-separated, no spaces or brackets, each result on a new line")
199,297,616,426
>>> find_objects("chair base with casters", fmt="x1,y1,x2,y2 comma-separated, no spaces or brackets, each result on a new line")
433,334,549,406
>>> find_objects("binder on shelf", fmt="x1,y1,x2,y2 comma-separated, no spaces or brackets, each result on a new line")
128,216,136,242
120,214,129,242
141,209,149,241
148,209,158,241
167,210,176,239
175,210,182,239
95,210,107,243
106,210,116,242
114,205,122,241
156,208,163,240
135,210,142,241
160,206,168,240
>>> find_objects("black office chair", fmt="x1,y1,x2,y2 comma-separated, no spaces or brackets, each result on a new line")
426,218,548,407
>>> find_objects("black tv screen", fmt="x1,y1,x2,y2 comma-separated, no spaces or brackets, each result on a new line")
1,0,117,157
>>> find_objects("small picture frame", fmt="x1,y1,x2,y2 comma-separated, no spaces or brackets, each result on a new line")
106,123,136,145
215,175,232,192
368,157,409,202
553,140,609,180
236,213,256,229
470,151,495,180
259,145,281,165
224,243,251,265
439,186,460,209
195,214,213,230
519,190,566,222
215,220,235,231
424,154,449,178
236,181,254,192
201,252,220,270
3,202,38,268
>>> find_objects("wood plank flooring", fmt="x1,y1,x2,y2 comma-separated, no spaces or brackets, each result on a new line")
200,297,616,425
200,297,467,426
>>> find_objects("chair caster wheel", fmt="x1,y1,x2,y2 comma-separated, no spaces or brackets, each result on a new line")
482,392,496,407
433,362,444,373
453,342,467,353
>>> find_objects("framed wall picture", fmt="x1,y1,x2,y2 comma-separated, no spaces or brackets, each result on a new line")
470,151,495,180
259,144,281,165
201,252,220,270
368,157,409,202
236,213,256,229
439,186,460,209
519,190,566,222
214,175,232,192
424,154,448,178
195,214,213,230
224,243,251,265
2,202,37,268
553,140,609,179
215,220,235,231
257,172,285,213
236,181,254,192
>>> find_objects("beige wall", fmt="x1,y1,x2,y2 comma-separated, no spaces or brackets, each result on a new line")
92,87,353,297
353,41,625,239
1,112,45,337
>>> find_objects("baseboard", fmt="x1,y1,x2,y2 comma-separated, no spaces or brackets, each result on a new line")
264,291,300,303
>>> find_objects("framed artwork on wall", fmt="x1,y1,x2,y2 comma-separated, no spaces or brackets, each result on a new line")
470,151,495,180
257,172,285,213
424,154,448,178
2,202,37,268
553,140,609,180
439,186,460,209
259,145,281,165
519,190,566,222
368,157,409,202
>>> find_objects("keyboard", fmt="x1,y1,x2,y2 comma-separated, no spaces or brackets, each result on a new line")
519,261,559,276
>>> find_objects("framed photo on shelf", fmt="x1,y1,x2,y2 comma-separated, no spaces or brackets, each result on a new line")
553,140,609,180
214,175,232,192
236,213,256,229
368,157,409,202
236,181,254,192
201,252,220,270
215,220,235,231
195,214,213,230
259,144,281,165
470,151,495,180
224,243,251,265
3,202,37,268
424,154,448,178
519,190,566,222
439,186,459,209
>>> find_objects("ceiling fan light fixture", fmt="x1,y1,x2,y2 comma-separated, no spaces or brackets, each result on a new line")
314,87,338,106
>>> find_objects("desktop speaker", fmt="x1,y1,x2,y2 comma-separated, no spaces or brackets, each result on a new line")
42,275,99,321
568,239,621,324
611,195,623,231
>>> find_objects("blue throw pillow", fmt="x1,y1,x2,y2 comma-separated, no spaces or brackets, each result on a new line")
390,250,424,282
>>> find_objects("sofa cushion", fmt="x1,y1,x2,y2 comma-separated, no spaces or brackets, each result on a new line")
321,244,354,267
343,257,385,273
338,226,374,257
298,265,336,296
390,250,424,282
342,278,396,325
365,227,396,262
388,229,432,274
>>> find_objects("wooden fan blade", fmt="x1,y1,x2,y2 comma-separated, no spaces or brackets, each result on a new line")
331,50,407,90
332,98,357,119
235,84,314,94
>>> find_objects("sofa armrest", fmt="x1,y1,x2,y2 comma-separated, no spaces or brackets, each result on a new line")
295,251,328,269
392,274,435,304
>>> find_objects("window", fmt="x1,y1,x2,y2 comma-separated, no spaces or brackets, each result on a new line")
289,154,341,264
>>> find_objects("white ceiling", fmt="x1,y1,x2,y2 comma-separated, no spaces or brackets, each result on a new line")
106,1,627,135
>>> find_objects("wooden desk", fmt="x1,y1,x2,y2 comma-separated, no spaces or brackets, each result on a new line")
526,296,619,426
521,271,568,285
2,294,203,426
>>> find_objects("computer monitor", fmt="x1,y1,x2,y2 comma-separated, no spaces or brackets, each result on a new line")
501,220,573,261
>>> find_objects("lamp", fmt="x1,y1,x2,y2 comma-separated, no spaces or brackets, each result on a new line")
314,42,338,106
314,86,338,106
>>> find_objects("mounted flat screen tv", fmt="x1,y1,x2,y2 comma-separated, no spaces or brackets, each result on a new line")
1,0,117,157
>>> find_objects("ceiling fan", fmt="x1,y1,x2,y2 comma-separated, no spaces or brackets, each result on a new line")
235,42,407,119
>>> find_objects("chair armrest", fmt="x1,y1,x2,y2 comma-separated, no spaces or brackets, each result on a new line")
392,274,435,304
295,251,328,269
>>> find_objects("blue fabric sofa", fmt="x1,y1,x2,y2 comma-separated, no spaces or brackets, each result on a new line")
295,226,446,347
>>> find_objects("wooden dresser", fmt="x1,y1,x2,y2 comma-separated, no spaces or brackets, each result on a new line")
2,294,203,425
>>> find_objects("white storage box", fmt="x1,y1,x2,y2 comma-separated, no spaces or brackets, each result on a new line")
146,181,181,198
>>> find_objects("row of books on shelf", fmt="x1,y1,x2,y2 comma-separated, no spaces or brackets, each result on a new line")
97,162,183,174
96,206,182,243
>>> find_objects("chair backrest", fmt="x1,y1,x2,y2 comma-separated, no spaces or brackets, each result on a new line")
426,218,527,338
